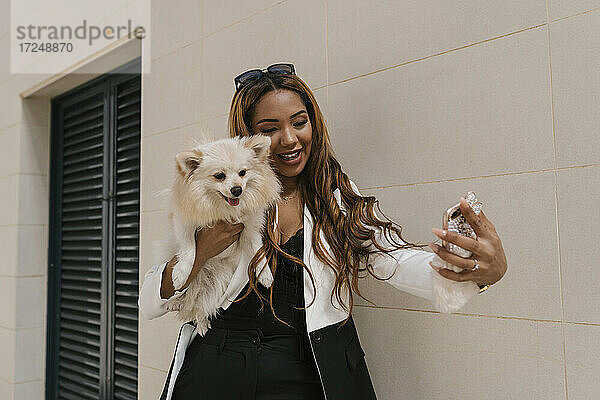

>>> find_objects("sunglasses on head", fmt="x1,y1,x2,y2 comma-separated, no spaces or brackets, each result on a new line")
234,63,296,91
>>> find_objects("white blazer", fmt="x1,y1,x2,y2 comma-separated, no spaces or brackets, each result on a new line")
139,179,468,400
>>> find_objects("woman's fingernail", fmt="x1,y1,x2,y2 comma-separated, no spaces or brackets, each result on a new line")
429,262,440,272
432,228,446,236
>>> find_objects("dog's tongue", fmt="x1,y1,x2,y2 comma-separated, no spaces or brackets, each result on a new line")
227,197,240,206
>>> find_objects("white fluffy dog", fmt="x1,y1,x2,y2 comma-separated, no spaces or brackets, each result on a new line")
156,134,281,335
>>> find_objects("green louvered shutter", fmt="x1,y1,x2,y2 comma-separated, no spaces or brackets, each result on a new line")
47,58,141,400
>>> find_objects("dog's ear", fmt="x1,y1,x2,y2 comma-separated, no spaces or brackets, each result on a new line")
175,150,203,178
242,135,271,161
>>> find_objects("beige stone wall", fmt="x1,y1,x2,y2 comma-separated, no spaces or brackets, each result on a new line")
1,0,599,399
137,1,600,399
0,0,52,393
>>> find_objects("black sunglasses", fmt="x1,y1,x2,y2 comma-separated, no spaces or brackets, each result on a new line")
234,63,296,91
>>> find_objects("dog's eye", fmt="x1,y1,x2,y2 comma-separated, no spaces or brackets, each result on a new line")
214,172,226,180
239,170,246,177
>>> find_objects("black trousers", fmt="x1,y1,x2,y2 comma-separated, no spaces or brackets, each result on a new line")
172,327,325,400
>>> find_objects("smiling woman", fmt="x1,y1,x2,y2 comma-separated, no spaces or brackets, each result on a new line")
140,64,509,400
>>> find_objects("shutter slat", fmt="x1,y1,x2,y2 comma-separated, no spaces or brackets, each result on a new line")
61,301,102,315
117,82,140,98
63,171,103,187
116,119,140,131
115,266,138,273
61,271,102,284
60,282,101,294
61,225,102,233
59,390,98,400
115,275,138,284
64,120,105,140
114,320,138,333
59,349,100,370
117,141,139,153
63,95,102,120
116,234,137,241
61,241,102,250
115,257,139,264
63,150,103,167
117,97,140,110
63,110,103,132
61,291,101,304
116,153,139,164
58,370,100,394
62,215,102,225
63,139,103,158
62,267,102,276
114,342,138,358
60,310,102,327
115,221,138,229
61,254,102,262
62,233,102,241
59,361,100,382
117,108,140,121
116,164,139,176
63,129,103,149
59,386,99,400
117,130,139,142
116,175,139,186
114,307,138,320
62,182,103,196
118,214,140,220
115,331,138,347
115,244,138,251
61,191,103,204
114,392,136,400
59,329,100,346
59,339,100,357
114,364,137,381
63,161,104,177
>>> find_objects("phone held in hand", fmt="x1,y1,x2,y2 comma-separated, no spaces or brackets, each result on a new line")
442,191,483,259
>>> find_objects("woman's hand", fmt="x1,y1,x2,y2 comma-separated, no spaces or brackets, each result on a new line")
427,197,508,286
193,220,245,265
160,221,245,299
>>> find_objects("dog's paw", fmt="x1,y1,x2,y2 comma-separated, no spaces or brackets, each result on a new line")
257,265,274,288
196,319,210,337
171,263,191,291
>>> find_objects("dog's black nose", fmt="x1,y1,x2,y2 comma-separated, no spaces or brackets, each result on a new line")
230,186,242,197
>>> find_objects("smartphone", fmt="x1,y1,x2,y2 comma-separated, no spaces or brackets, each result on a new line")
442,192,482,258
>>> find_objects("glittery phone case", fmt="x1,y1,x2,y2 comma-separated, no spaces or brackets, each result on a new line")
441,191,483,258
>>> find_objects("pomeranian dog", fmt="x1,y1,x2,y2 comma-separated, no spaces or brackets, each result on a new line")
156,134,281,335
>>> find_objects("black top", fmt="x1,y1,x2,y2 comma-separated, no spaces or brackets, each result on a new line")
210,227,306,335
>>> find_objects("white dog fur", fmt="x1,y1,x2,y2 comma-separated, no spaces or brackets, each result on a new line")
154,134,281,336
430,254,480,313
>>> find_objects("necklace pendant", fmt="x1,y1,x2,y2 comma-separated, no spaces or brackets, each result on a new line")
281,190,298,204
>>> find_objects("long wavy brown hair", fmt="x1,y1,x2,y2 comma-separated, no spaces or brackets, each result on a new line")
228,72,427,329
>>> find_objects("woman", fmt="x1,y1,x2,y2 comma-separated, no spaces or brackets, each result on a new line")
139,63,508,400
